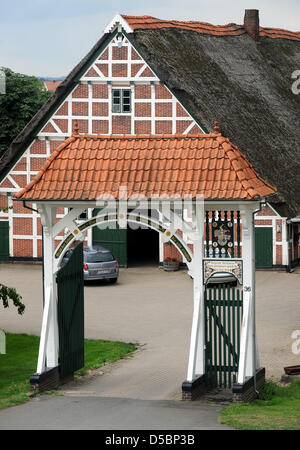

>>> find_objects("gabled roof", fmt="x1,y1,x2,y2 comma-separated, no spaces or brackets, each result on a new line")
1,12,299,214
15,132,276,201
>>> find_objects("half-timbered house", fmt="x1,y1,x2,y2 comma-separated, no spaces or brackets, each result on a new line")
0,9,299,268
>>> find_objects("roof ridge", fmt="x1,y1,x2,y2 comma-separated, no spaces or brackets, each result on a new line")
260,25,300,33
122,14,300,40
15,137,76,199
71,133,220,140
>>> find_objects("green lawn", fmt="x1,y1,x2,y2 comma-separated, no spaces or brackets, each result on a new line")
220,380,300,430
0,333,136,410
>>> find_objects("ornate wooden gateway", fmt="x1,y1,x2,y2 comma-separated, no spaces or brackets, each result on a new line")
16,131,276,401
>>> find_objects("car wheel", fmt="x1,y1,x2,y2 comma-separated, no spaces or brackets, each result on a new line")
109,278,118,284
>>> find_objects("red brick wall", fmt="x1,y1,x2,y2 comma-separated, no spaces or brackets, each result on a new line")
256,205,276,216
112,46,128,60
72,84,88,98
0,194,8,209
92,103,108,116
135,103,151,117
72,102,88,116
92,84,108,98
92,120,109,134
135,85,151,99
13,239,33,257
30,140,47,154
112,116,131,134
255,219,272,225
56,102,68,116
135,121,151,134
53,119,68,133
13,217,32,235
276,245,282,265
164,243,183,261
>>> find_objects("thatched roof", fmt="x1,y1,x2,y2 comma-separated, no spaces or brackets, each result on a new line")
129,29,300,216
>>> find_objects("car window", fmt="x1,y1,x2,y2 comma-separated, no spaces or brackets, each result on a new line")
86,252,114,263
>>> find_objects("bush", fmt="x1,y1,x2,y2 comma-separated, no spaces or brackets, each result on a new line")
258,380,278,401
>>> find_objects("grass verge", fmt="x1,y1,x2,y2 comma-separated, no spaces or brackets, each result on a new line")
0,333,136,410
220,379,300,430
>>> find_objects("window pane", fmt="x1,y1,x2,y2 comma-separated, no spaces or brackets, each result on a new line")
86,252,114,263
122,90,130,112
112,104,121,113
112,89,131,114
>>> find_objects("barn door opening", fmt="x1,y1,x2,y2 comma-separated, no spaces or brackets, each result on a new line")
127,226,159,267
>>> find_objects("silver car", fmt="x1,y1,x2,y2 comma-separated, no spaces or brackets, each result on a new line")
63,245,119,283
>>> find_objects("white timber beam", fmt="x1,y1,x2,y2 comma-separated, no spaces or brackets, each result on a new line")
36,205,59,373
237,206,258,383
186,204,205,381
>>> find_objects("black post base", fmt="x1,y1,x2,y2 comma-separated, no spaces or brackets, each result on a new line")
182,375,206,401
232,367,265,402
30,366,74,392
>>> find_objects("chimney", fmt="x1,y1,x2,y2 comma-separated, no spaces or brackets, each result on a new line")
244,9,259,40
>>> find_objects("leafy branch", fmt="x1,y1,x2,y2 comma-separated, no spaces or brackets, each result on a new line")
0,284,25,315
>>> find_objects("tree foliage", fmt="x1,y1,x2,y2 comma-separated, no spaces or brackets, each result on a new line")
0,67,52,157
0,283,25,315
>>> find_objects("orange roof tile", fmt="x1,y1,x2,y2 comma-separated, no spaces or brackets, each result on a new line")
122,15,246,36
259,26,300,41
15,133,276,202
44,81,62,92
122,15,300,41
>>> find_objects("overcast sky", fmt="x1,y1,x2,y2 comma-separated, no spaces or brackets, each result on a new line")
1,0,299,77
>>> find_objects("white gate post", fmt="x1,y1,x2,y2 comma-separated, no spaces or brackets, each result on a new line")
238,206,257,383
186,205,205,382
36,205,59,373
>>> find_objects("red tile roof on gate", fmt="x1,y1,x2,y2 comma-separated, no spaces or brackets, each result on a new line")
15,133,277,202
121,15,300,41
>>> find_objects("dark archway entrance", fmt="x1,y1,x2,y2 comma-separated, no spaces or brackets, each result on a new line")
127,226,159,267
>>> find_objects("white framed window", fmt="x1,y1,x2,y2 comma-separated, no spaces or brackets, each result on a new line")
112,88,131,113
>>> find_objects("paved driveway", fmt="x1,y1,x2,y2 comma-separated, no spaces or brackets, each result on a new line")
0,263,299,429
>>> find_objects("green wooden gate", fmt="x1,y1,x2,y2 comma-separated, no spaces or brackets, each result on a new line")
56,242,84,379
205,285,243,388
255,227,273,268
0,221,9,261
92,210,127,267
